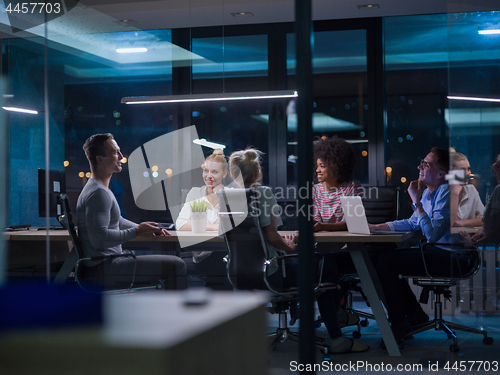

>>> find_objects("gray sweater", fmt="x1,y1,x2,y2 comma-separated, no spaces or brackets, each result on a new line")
77,178,137,261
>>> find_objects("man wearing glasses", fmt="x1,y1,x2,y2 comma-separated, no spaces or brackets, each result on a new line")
368,147,451,345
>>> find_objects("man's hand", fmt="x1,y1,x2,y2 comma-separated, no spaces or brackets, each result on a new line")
368,223,390,232
283,234,298,252
408,180,425,204
136,222,170,238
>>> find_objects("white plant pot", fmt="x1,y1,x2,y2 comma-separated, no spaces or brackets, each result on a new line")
191,211,207,233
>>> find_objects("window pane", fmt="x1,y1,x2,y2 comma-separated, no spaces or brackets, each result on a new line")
385,15,450,217
192,34,268,93
287,30,369,186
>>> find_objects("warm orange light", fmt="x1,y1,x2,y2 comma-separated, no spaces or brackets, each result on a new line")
64,160,69,167
386,167,393,173
85,172,91,178
152,165,158,172
165,168,173,175
401,177,407,183
78,172,84,178
121,157,128,164
361,150,368,157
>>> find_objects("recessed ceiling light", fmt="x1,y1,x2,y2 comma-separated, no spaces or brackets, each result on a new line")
357,4,380,10
116,48,148,53
230,12,254,17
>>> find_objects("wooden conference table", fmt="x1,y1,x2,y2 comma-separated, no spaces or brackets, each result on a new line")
5,228,414,357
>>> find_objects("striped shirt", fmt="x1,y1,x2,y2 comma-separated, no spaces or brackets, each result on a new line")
312,181,363,223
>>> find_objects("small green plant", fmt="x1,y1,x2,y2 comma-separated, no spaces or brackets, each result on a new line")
190,199,210,212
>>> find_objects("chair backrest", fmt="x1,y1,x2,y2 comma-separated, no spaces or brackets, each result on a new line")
362,186,400,224
58,193,82,260
217,188,269,290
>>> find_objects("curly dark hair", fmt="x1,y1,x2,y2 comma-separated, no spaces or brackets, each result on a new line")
313,135,356,184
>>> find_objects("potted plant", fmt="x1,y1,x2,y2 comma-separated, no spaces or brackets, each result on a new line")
190,199,210,233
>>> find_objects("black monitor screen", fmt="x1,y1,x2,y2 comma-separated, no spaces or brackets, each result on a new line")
38,169,66,218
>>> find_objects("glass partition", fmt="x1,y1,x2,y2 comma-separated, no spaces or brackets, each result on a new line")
385,14,450,217
447,10,500,318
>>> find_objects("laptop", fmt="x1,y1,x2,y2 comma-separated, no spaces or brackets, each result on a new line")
340,196,371,234
340,196,405,235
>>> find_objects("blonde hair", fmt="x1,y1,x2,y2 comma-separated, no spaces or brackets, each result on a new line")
451,151,468,168
229,148,263,188
202,148,228,172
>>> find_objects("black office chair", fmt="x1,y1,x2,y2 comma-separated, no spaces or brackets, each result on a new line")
404,241,493,352
55,193,161,292
362,186,400,224
217,188,338,358
339,186,400,338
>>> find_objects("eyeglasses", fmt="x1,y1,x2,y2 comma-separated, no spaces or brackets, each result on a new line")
420,159,445,171
419,159,431,169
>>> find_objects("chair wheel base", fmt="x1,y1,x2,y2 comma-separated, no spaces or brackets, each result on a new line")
352,331,361,339
483,337,494,345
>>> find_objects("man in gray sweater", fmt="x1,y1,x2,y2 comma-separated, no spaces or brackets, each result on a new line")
77,133,186,289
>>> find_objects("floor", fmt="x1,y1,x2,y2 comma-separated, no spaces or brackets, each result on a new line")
266,302,499,375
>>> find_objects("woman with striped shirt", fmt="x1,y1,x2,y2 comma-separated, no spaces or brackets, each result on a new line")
313,136,363,232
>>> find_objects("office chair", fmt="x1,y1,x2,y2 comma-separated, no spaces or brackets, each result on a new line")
217,188,338,359
339,186,400,338
404,241,493,352
56,193,161,292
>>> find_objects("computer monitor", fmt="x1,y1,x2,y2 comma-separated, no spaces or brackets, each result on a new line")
38,169,66,218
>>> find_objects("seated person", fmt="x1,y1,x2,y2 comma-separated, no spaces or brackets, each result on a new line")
368,147,455,344
312,136,363,232
312,135,364,326
77,133,187,289
450,150,484,227
227,147,369,354
462,154,500,244
175,149,231,288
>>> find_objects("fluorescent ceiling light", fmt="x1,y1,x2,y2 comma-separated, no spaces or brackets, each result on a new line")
478,29,500,35
193,139,226,150
2,106,40,114
448,96,500,103
346,140,369,144
116,47,148,53
122,90,298,105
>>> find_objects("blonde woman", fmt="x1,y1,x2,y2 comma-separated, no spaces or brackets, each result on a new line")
228,148,369,354
176,149,228,231
176,149,228,265
450,151,484,227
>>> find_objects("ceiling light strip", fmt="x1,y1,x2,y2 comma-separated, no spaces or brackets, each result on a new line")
2,106,40,114
448,96,500,103
478,29,500,35
121,90,298,105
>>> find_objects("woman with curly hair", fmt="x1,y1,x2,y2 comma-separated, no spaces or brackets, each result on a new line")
313,135,363,232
